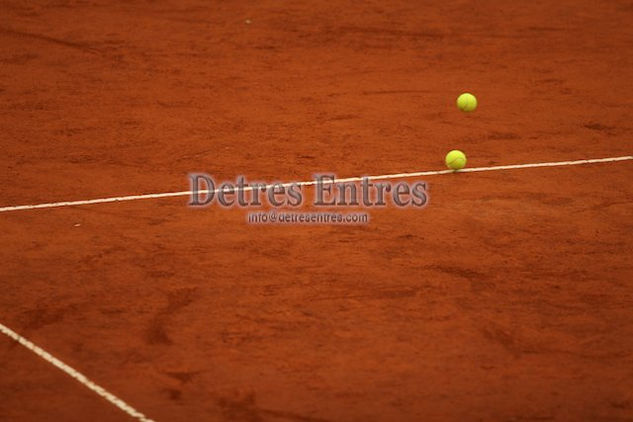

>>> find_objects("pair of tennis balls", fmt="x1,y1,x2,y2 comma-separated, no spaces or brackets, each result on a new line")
445,93,477,170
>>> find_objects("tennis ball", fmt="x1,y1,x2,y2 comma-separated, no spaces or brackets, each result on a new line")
445,150,467,170
456,93,477,112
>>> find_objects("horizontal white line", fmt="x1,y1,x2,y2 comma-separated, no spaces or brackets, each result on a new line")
0,156,631,213
0,322,154,422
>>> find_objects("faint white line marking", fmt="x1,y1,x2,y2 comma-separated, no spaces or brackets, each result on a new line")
0,323,155,422
0,156,631,213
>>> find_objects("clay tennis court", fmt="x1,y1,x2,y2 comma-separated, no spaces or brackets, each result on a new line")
1,1,633,421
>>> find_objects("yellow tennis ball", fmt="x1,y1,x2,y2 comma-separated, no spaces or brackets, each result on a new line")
456,93,477,112
445,150,467,170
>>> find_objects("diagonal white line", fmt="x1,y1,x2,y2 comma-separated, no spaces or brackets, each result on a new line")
0,322,155,422
0,156,631,213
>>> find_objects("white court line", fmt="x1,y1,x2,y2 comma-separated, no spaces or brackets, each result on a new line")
0,156,632,418
0,156,631,213
0,322,155,422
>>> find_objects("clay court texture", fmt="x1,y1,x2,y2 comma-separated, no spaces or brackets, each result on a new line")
1,1,633,421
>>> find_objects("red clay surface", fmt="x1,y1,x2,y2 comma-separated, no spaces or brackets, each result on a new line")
1,1,633,421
